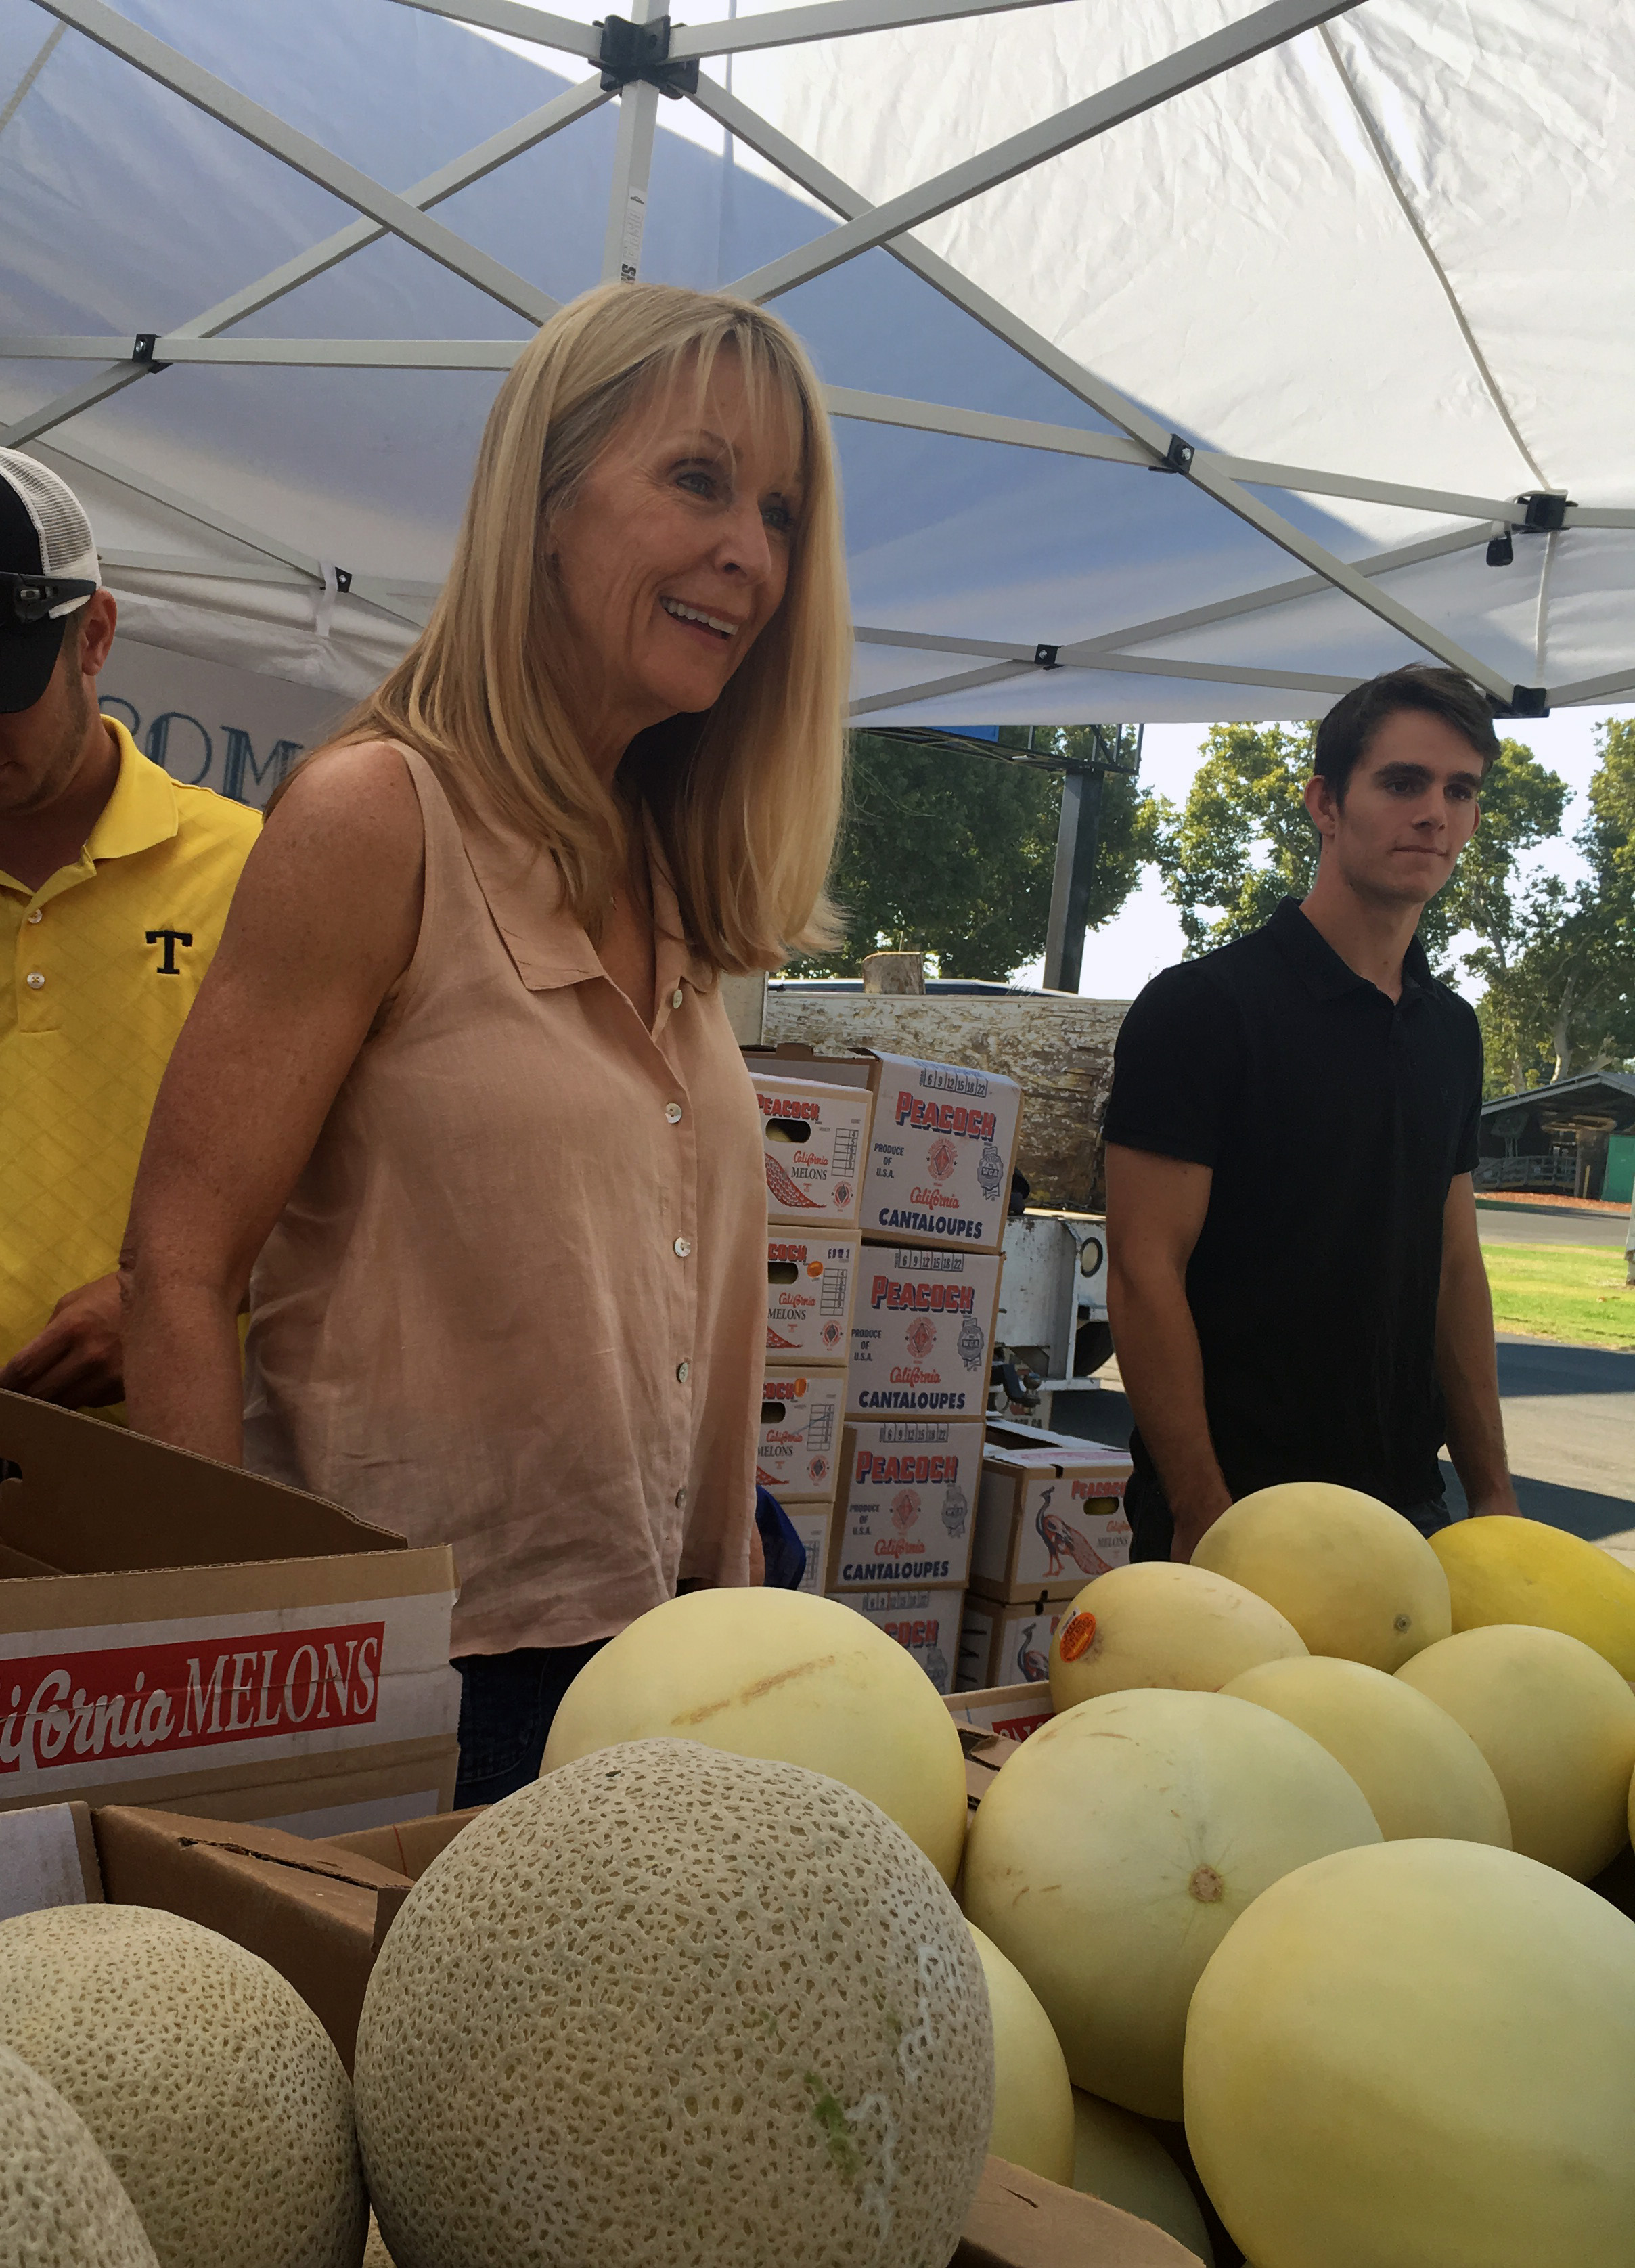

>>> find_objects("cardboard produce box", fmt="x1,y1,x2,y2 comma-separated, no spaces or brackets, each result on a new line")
945,1681,1055,1744
830,1584,964,1695
748,1045,1023,1255
958,1594,1066,1692
0,1797,102,1920
765,1231,859,1362
785,1502,834,1595
754,1071,874,1228
827,1418,984,1590
848,1243,1002,1419
971,1437,1133,1603
757,1369,845,1503
0,1391,460,1837
323,1805,482,1882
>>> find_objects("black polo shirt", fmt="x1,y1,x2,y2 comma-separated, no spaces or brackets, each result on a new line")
1104,897,1482,1514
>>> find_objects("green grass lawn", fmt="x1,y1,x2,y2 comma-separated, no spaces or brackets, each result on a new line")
1482,1242,1635,1350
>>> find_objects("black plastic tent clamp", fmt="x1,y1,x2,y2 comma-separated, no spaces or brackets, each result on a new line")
1502,685,1550,717
1485,526,1515,567
1034,644,1060,669
1148,433,1195,473
130,334,169,370
596,16,698,97
1517,491,1572,533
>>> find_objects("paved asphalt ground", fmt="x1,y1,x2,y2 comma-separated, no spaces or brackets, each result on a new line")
1056,1201,1635,1551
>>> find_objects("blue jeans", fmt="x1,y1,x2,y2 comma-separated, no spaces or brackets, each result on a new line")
451,1639,609,1808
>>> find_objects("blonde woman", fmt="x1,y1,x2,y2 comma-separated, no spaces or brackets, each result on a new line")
122,285,850,1801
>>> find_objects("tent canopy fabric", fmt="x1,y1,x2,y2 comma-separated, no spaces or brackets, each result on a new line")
1,0,1630,722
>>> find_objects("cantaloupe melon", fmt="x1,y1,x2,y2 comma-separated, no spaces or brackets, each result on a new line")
1397,1624,1635,1880
961,1688,1379,2119
966,1924,1074,2185
542,1586,968,1882
364,2216,395,2267
356,1739,993,2268
0,2040,159,2267
1432,1515,1635,1677
1192,1483,1450,1670
1184,1838,1635,2268
1221,1655,1510,1846
1069,2093,1213,2265
0,1905,367,2268
1048,1561,1306,1715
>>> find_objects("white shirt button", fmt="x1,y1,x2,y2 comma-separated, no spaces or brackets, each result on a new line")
25,971,45,989
676,1360,690,1383
671,988,684,1010
675,1486,688,1509
673,1235,692,1258
665,1102,683,1125
26,908,43,925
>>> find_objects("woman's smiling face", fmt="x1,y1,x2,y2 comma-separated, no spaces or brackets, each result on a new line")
547,344,803,768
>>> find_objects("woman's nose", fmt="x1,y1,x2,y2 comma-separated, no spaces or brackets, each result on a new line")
717,495,774,581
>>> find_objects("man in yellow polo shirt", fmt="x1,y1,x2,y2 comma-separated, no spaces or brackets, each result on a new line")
0,450,260,1409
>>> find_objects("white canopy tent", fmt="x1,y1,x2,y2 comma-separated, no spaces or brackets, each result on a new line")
2,0,1631,736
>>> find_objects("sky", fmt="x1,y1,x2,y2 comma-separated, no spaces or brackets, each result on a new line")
1011,705,1635,1006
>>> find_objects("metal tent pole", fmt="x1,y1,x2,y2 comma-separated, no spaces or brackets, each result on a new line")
1043,763,1104,993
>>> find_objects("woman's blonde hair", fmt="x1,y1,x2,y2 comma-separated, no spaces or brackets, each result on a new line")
342,282,849,970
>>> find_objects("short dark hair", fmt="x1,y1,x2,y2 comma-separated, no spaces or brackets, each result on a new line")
1312,665,1500,801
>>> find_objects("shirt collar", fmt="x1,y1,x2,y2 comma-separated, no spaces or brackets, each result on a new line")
1267,895,1433,1005
85,718,179,862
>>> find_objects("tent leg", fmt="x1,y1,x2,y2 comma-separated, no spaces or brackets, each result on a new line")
1043,764,1103,994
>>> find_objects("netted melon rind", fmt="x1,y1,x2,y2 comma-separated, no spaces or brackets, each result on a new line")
363,2213,395,2266
356,1738,994,2267
0,1903,367,2268
0,2039,160,2266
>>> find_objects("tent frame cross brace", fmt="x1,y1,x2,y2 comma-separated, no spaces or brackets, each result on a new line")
5,0,1632,713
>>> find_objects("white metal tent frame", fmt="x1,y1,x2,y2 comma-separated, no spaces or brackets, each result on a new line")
5,0,1632,715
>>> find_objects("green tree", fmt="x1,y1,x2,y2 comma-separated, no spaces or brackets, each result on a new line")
1152,724,1568,978
1475,719,1635,1090
790,730,1158,979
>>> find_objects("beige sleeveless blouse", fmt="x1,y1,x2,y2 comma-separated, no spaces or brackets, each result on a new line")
242,748,766,1654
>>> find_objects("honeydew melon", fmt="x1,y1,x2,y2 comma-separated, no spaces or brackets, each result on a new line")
1432,1515,1635,1677
541,1586,967,1882
1397,1623,1635,1879
1048,1561,1306,1716
1192,1483,1450,1670
1069,2092,1214,2265
0,2040,159,2267
0,1904,366,2268
962,1687,1380,2118
1184,1838,1635,2268
356,1739,993,2268
1221,1655,1510,1846
967,1924,1074,2184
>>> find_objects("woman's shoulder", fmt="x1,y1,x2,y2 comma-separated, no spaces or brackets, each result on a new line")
269,737,426,864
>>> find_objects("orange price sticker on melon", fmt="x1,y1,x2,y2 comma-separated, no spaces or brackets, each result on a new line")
1058,1609,1097,1662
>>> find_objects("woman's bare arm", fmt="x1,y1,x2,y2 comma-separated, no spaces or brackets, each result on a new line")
120,742,424,1459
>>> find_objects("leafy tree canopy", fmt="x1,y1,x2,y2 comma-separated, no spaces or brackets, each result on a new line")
790,728,1158,980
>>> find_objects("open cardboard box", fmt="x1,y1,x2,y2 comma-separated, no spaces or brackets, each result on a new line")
0,1389,460,1836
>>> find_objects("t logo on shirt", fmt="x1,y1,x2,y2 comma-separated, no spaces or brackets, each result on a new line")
145,927,194,975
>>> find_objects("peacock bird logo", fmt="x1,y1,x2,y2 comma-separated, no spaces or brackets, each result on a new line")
1014,1622,1051,1682
1037,1505,1112,1580
765,1154,822,1209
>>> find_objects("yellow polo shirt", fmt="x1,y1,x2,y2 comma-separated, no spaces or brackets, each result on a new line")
1,718,261,1365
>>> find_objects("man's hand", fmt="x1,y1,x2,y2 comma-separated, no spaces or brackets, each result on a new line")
0,1274,125,1407
1169,1490,1233,1564
1463,1488,1522,1519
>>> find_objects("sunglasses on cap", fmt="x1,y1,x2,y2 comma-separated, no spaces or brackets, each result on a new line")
0,569,98,632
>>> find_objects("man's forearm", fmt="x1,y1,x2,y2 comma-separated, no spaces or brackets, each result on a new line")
120,1270,245,1463
1108,1263,1232,1557
1436,1253,1517,1515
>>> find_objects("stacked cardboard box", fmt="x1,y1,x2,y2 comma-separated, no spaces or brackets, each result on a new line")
751,1046,1022,1692
755,1071,874,1588
957,1427,1134,1690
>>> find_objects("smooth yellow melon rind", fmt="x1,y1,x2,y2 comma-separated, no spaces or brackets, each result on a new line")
541,1586,968,1884
1221,1654,1511,1846
1069,2091,1215,2265
0,1903,367,2268
1397,1624,1635,1880
1047,1560,1307,1716
1184,1838,1635,2268
0,2041,159,2267
357,1739,993,2268
1432,1515,1635,1679
1192,1482,1451,1672
967,1923,1075,2185
962,1687,1379,2121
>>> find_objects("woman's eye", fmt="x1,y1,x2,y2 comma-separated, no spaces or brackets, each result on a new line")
677,468,716,497
762,500,795,535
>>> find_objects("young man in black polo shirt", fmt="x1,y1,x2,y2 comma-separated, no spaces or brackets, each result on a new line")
1105,665,1519,1563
